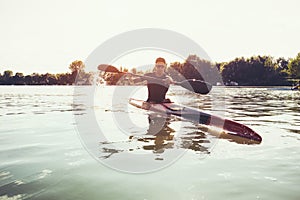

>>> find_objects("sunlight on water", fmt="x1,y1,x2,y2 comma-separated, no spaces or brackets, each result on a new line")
0,86,300,200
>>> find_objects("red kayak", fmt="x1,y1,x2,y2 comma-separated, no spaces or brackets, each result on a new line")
129,98,262,143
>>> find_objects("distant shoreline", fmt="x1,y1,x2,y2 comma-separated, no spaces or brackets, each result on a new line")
1,53,299,87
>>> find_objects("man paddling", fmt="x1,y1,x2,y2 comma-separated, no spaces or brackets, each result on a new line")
98,60,212,95
134,57,174,103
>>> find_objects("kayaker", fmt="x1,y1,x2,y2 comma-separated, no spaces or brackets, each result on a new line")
134,57,174,103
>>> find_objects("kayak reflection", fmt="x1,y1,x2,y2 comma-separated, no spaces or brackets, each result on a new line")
140,113,260,155
99,114,260,160
141,113,210,154
142,114,175,154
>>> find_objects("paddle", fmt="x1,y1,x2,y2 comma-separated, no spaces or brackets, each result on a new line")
98,64,212,95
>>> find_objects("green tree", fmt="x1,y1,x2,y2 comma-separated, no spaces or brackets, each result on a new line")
220,56,287,86
57,73,69,85
39,73,58,85
276,57,289,72
13,72,25,85
3,70,13,78
24,75,33,84
31,73,42,85
68,60,85,84
69,60,85,73
2,70,13,84
168,55,221,84
288,52,300,78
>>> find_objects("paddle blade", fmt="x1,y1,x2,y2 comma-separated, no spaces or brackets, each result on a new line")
97,64,120,73
177,79,212,94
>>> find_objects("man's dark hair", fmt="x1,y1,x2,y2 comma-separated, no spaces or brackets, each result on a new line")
155,57,166,64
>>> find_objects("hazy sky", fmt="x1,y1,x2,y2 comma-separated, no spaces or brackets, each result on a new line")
1,0,299,75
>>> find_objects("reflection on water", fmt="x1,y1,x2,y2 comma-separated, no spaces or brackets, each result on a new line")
142,114,176,154
96,86,300,162
0,169,53,199
100,113,214,160
224,88,300,118
1,86,300,199
0,86,87,116
98,112,261,161
141,114,213,155
100,147,124,159
98,113,213,161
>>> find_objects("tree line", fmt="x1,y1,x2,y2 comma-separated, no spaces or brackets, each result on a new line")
0,60,94,85
1,53,300,86
104,53,300,86
219,52,300,85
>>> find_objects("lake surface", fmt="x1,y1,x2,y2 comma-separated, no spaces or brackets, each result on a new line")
0,85,300,200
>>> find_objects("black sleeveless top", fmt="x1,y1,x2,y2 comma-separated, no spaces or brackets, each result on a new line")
143,72,170,103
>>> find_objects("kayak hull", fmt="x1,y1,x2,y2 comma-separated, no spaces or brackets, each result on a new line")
129,98,262,142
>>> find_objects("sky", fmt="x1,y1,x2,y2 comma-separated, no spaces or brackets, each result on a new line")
0,0,300,75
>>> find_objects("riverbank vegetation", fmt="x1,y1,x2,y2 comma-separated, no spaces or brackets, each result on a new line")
0,60,93,85
1,53,300,86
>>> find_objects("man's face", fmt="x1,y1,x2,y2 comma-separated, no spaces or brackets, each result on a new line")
155,62,166,72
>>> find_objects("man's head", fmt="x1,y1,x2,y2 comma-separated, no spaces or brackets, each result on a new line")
155,57,166,64
155,57,167,73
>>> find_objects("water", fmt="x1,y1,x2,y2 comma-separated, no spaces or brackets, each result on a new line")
0,86,300,200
